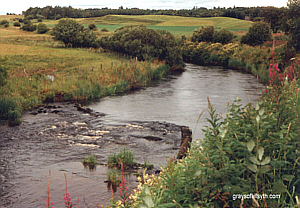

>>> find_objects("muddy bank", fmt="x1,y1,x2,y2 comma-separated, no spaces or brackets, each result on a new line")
0,102,182,208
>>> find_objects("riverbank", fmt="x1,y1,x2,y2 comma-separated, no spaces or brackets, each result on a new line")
119,64,300,207
182,34,295,85
0,27,170,125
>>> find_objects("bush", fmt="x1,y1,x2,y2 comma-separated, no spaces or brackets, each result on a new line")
21,21,37,32
131,77,300,207
214,28,234,44
0,20,9,25
13,22,21,27
37,18,43,22
88,23,97,30
101,27,109,32
0,97,22,126
8,110,22,126
37,23,49,34
191,25,215,43
241,22,272,47
51,19,99,48
99,25,184,68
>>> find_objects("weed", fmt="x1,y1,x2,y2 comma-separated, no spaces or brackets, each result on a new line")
107,148,135,170
107,168,120,187
82,154,97,169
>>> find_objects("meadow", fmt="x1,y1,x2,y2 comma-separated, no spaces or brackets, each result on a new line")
0,22,169,126
37,15,252,36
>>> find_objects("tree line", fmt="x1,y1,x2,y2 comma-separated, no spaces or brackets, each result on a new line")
22,5,285,22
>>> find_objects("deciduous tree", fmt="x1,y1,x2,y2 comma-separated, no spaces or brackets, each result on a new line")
241,22,272,47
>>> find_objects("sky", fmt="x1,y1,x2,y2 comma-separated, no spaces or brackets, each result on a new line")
1,0,288,15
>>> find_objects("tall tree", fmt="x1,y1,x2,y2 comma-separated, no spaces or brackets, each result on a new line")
260,6,284,32
241,22,272,47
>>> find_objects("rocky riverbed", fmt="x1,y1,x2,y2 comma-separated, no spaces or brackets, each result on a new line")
0,102,182,208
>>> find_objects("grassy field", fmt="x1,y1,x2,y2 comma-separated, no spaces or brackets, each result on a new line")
0,24,166,117
37,15,253,36
1,14,252,36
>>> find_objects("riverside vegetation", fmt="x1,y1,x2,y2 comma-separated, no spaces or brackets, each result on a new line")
108,55,300,207
0,16,177,125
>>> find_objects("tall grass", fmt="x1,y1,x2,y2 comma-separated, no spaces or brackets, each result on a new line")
0,27,168,124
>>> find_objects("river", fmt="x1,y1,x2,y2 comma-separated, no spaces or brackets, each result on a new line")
88,63,265,140
0,63,265,208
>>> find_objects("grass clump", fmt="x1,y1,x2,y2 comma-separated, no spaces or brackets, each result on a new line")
82,154,97,169
107,168,120,187
107,148,135,170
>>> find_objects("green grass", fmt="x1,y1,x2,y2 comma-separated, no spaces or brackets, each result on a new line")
39,15,252,36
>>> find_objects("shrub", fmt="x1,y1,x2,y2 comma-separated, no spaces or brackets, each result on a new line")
101,27,109,32
191,25,215,43
88,23,97,30
131,75,300,207
0,97,22,125
37,23,49,34
8,110,22,126
214,28,234,44
99,25,184,68
0,20,9,25
21,21,37,31
241,22,272,47
38,18,43,22
51,19,99,48
13,22,21,27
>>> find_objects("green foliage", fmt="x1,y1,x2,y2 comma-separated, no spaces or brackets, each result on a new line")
107,168,120,186
99,25,184,68
88,23,97,30
260,6,284,33
13,22,21,27
0,60,8,87
132,78,300,207
101,27,109,32
191,26,214,43
0,20,9,25
21,21,37,32
241,22,272,46
107,148,135,170
37,23,49,34
82,154,97,167
51,19,100,48
7,110,22,126
213,28,234,44
0,97,22,126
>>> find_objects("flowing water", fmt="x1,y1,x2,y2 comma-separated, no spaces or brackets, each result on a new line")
0,63,265,208
88,63,265,140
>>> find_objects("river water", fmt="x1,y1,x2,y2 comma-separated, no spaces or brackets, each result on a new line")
0,63,265,208
88,63,265,140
